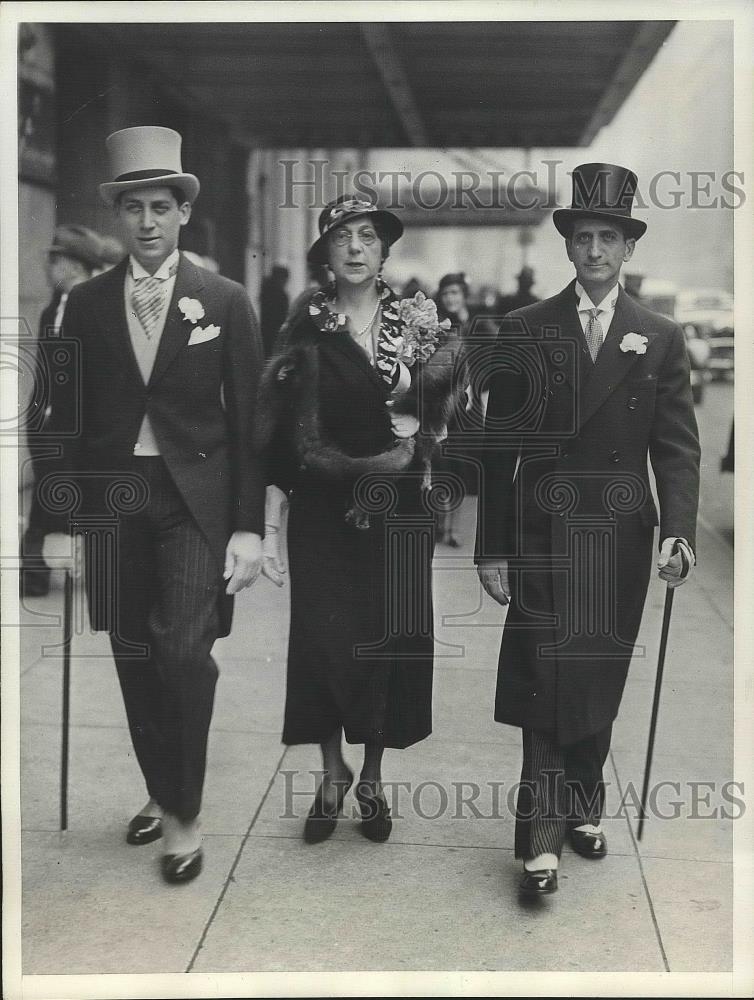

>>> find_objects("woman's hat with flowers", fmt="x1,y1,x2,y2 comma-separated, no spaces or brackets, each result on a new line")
307,194,403,264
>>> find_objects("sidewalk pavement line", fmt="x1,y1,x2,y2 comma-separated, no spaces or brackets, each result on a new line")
690,519,734,631
185,743,289,974
697,510,733,553
609,748,671,973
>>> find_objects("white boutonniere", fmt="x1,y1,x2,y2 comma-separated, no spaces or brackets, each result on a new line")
178,297,205,324
620,332,649,355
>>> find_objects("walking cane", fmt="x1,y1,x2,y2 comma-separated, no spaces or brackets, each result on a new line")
636,540,691,840
60,568,73,831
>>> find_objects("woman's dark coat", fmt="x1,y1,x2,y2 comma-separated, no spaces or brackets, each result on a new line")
257,312,457,748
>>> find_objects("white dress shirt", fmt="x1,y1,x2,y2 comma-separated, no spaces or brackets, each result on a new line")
53,292,69,334
574,280,621,343
124,249,180,455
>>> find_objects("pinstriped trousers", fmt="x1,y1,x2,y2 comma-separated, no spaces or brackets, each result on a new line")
514,725,613,859
107,457,222,821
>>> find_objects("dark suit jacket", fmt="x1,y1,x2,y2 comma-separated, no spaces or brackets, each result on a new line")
476,280,701,743
60,253,265,634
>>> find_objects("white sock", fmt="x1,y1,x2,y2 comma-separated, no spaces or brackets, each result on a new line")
573,823,602,834
524,852,559,871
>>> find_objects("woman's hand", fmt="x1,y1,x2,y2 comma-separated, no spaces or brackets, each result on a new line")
262,529,287,587
386,400,420,439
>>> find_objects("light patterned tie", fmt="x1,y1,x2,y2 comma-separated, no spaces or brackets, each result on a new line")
130,260,178,339
585,307,604,363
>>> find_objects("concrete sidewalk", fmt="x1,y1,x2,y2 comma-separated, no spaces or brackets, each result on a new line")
18,496,734,978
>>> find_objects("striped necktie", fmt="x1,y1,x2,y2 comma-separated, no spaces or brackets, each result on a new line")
130,260,178,339
585,307,604,363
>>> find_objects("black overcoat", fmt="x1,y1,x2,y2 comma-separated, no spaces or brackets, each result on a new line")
258,314,456,749
476,281,700,744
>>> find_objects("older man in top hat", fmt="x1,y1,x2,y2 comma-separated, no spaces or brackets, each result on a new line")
59,126,265,883
476,163,700,897
20,225,104,599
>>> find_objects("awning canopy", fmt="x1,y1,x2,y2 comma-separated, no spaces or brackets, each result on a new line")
73,20,674,149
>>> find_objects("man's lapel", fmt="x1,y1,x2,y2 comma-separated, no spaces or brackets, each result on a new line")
93,259,143,385
552,281,591,391
148,253,205,389
577,286,647,429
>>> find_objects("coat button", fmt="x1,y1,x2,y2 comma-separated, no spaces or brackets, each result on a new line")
610,450,621,463
628,396,638,410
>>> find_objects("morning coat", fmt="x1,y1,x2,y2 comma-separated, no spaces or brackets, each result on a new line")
58,253,266,636
475,280,700,744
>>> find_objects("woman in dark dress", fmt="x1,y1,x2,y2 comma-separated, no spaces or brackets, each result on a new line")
257,196,457,844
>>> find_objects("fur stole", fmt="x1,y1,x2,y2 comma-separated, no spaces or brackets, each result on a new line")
255,329,462,523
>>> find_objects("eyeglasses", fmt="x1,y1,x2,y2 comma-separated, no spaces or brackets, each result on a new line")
330,227,379,247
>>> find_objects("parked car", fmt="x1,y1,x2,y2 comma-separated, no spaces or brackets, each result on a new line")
676,288,734,380
636,278,711,404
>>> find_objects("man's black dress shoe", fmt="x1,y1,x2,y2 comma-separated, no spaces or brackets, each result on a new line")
126,814,163,846
303,770,354,844
354,784,392,843
569,828,608,859
519,868,558,896
161,848,203,884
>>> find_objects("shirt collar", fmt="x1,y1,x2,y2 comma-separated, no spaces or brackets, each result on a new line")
575,279,621,313
130,249,180,281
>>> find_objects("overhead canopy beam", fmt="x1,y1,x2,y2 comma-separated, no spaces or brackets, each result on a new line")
580,21,676,145
360,23,428,146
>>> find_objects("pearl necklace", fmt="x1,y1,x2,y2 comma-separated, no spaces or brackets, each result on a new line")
343,296,381,341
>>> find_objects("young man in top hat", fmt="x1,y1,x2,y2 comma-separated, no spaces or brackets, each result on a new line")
475,163,700,897
60,126,265,883
20,225,104,598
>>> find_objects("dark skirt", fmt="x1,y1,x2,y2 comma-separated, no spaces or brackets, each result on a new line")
282,472,434,749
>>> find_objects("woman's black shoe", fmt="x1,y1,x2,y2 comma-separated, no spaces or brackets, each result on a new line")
354,783,392,843
303,769,353,844
518,868,558,896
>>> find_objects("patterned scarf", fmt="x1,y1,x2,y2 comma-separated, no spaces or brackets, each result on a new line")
307,279,404,386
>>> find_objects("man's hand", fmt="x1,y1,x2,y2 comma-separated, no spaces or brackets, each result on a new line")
657,537,694,588
224,531,263,594
386,401,420,439
261,529,287,587
478,560,511,606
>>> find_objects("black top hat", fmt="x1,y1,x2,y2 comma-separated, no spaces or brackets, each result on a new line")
307,194,403,264
553,162,647,240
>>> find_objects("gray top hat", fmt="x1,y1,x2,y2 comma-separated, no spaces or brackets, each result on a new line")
553,162,647,240
99,126,200,206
